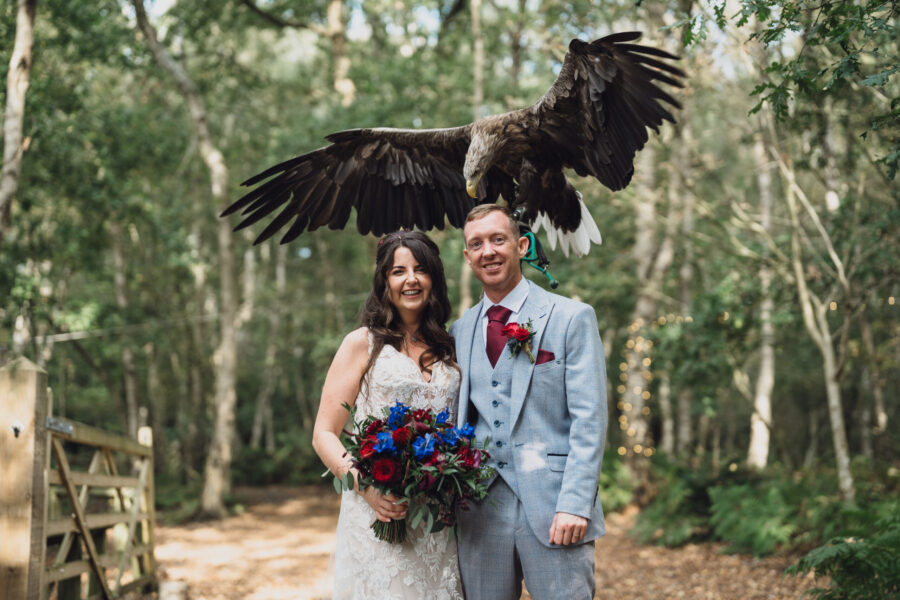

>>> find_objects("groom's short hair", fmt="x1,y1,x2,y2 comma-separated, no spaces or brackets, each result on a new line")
464,204,519,240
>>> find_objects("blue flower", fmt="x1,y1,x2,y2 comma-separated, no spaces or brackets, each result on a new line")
435,407,450,425
412,433,436,460
374,431,395,454
387,400,410,429
458,423,475,439
438,427,461,446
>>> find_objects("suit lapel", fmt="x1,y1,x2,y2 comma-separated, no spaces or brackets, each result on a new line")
455,298,484,428
509,281,553,426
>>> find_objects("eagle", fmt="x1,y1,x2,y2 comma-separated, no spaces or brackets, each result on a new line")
222,31,684,256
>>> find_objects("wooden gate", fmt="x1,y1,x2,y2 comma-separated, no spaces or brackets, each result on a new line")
0,358,158,599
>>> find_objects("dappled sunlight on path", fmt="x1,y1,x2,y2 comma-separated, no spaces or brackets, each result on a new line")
152,486,819,600
154,486,338,600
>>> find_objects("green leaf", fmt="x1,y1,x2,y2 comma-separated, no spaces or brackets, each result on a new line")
333,476,342,495
410,504,425,530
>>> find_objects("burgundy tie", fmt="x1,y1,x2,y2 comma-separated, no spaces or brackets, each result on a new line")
486,305,512,368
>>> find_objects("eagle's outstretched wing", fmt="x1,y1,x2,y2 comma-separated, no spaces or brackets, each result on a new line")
222,126,478,243
529,31,685,191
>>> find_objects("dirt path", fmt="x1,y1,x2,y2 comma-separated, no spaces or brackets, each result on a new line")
152,486,818,600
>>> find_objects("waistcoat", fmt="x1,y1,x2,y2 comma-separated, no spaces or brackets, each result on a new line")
469,324,518,496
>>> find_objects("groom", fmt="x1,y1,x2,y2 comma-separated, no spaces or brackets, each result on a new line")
450,204,608,600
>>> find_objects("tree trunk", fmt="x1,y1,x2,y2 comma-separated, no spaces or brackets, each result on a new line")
658,374,674,455
747,131,775,469
676,389,692,455
326,0,355,106
803,409,820,467
622,146,678,484
132,0,238,518
859,370,873,460
0,0,37,242
782,159,855,503
144,343,168,471
251,242,285,454
676,113,695,457
458,0,484,317
858,305,887,440
314,235,346,331
110,222,141,438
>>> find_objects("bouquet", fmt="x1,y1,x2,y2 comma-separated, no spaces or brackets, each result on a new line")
333,400,494,543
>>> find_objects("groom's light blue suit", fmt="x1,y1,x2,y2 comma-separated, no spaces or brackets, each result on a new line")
450,278,607,599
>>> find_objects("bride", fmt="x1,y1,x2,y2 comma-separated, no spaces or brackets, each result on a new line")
312,230,464,600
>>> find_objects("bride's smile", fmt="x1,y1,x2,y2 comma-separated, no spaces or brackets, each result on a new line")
387,247,432,315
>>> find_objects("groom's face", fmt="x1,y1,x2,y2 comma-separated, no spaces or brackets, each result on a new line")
463,211,529,298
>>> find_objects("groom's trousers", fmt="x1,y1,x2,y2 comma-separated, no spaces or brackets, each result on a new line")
458,478,596,600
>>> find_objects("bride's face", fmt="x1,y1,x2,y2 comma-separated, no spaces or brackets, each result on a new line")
387,247,432,317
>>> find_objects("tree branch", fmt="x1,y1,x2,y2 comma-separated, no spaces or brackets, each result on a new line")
237,0,326,34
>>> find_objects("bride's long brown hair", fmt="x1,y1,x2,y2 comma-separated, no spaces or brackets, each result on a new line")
359,230,457,390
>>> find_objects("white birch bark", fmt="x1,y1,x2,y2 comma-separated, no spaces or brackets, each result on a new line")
779,154,855,503
0,0,37,242
747,132,775,469
132,0,238,517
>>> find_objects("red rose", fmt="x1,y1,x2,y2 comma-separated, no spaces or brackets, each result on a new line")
372,458,401,483
392,427,411,445
365,419,384,435
457,447,475,468
502,323,531,342
417,471,437,491
360,438,377,459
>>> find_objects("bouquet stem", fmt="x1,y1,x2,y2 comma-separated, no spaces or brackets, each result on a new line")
372,518,407,544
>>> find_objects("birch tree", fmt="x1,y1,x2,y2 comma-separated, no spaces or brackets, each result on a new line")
132,0,239,518
0,0,37,243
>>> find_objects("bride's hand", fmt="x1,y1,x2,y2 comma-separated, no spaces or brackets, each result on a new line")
359,486,408,522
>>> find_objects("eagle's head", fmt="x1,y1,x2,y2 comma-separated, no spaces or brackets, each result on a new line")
463,129,505,198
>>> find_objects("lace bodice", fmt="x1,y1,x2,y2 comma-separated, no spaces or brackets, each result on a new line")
355,342,461,420
331,336,463,600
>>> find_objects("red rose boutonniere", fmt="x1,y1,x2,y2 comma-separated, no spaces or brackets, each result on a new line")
501,319,536,363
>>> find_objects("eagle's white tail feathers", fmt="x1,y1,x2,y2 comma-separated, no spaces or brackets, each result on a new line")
531,194,602,257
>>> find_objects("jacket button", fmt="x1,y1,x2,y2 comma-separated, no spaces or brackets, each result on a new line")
492,381,499,387
495,441,503,448
491,400,499,407
493,420,501,428
497,461,506,468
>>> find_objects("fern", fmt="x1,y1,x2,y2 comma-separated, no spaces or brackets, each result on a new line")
787,509,900,600
709,484,796,556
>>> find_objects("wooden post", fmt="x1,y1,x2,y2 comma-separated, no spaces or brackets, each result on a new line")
0,357,49,600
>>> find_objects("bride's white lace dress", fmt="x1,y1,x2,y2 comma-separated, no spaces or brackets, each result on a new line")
332,339,463,600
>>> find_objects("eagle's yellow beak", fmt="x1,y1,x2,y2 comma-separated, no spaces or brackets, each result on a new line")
465,174,481,198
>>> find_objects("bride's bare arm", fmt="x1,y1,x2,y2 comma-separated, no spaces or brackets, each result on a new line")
312,328,407,522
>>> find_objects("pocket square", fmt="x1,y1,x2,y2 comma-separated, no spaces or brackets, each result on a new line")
536,349,555,365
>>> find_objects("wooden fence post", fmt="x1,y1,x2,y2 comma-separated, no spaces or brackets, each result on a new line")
0,357,49,600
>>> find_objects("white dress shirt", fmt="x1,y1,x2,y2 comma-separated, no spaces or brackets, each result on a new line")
479,276,530,350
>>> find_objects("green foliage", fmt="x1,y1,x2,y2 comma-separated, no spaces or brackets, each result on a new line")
787,503,900,600
636,459,900,562
232,429,325,486
631,460,725,546
597,450,635,514
708,484,796,556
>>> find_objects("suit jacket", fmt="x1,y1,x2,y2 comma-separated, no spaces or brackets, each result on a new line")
450,279,608,547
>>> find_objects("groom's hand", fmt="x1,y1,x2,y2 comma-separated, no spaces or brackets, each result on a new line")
549,512,588,546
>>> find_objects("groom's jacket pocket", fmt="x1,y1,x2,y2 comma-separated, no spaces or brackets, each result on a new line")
535,349,555,365
547,453,568,472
